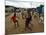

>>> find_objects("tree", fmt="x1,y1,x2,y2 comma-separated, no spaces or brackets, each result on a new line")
37,5,44,15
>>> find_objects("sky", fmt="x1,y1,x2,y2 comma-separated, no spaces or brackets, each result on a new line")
5,0,44,8
6,0,44,2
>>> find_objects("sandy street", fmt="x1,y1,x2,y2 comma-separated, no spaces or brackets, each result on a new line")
5,13,44,34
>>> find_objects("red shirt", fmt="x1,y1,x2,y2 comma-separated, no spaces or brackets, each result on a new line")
11,16,16,23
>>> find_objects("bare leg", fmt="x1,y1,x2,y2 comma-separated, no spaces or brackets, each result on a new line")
16,20,19,27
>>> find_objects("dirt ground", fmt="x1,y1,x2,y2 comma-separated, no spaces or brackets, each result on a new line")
5,13,44,34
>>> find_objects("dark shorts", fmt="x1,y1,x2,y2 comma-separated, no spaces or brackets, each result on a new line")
13,20,18,23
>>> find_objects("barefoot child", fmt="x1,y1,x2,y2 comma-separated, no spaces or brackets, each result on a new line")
11,13,19,28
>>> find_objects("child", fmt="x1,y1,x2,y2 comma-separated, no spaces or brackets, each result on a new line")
11,13,19,27
25,12,32,31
